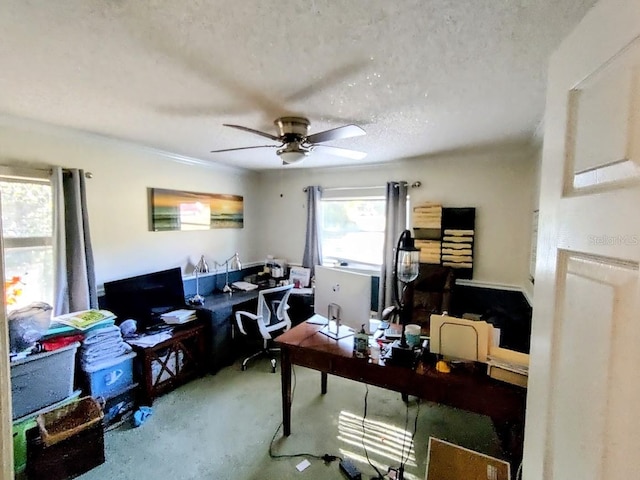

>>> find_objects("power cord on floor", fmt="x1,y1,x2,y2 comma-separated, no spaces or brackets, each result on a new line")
398,398,420,475
362,385,386,480
267,365,343,466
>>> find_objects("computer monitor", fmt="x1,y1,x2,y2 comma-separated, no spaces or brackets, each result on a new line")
103,267,187,331
314,266,372,337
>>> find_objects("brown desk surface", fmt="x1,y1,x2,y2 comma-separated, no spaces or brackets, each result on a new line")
275,321,527,462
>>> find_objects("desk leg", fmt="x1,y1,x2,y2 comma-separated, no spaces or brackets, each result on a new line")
281,348,292,437
321,372,328,394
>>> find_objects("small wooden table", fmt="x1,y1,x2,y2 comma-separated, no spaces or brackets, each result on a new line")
275,322,527,463
131,323,206,405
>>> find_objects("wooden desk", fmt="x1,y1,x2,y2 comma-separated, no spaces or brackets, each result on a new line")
275,322,527,462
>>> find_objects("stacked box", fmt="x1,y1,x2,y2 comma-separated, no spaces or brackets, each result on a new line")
10,342,80,420
82,352,136,400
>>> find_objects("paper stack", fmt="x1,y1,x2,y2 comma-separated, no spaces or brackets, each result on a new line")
160,309,197,325
413,203,443,264
486,346,529,387
412,203,442,229
442,229,474,269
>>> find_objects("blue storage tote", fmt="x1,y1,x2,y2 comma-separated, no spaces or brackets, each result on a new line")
82,352,136,399
10,342,80,420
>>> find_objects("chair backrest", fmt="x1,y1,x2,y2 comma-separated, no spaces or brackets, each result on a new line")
412,265,456,328
256,284,294,337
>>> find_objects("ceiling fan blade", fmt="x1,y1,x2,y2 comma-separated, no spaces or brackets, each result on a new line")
306,124,366,144
313,145,367,160
223,124,280,141
211,145,279,153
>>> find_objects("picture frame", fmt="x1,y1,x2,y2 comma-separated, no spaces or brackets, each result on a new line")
149,188,244,231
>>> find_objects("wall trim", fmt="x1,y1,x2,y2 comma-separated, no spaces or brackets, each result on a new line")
0,113,248,176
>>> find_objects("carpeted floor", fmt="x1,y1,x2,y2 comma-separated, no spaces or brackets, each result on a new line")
78,357,505,480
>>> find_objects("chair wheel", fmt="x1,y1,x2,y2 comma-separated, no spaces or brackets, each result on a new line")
241,364,247,371
270,359,277,373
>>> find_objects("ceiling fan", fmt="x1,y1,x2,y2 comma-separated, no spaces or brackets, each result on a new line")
210,116,366,164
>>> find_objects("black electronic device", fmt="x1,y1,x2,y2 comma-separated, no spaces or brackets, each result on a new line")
103,267,187,331
339,459,362,480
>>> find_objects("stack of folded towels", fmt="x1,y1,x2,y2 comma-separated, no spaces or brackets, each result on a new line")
80,325,132,371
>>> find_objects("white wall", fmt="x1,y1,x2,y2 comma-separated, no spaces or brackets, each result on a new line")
0,115,260,288
255,145,537,290
0,114,538,291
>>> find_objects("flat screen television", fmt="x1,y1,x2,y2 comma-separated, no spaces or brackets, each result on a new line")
314,266,372,334
103,267,186,330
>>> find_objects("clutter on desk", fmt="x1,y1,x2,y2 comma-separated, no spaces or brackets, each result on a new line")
289,266,311,288
231,281,259,291
353,324,369,358
160,308,197,324
486,346,529,387
125,330,173,348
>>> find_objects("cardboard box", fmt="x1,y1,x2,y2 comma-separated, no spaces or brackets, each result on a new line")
425,437,510,480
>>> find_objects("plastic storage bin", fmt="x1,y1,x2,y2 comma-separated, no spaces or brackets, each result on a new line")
82,352,136,399
10,342,80,420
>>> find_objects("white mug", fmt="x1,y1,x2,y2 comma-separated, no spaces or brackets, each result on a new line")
405,324,421,348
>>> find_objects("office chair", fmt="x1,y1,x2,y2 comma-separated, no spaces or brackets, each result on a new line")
234,284,294,372
411,264,455,334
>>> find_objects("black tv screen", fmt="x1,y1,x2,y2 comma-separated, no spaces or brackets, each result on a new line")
103,267,186,329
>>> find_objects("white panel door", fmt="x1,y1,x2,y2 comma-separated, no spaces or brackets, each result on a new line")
524,0,640,479
0,199,14,480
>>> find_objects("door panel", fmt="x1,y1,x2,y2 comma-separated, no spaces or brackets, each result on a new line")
570,41,640,188
525,0,640,479
549,254,636,480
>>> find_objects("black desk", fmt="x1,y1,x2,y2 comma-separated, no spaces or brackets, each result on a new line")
195,288,314,372
196,290,260,373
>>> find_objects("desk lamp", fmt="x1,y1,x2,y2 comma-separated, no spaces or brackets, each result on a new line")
189,256,209,306
387,230,420,365
215,253,242,293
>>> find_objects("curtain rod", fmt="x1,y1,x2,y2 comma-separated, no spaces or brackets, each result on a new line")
0,165,93,179
303,181,421,192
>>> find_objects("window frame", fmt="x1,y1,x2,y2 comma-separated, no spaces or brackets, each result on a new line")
0,166,54,309
319,187,387,271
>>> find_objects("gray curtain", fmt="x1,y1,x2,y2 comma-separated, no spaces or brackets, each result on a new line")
378,181,408,316
52,167,97,315
302,186,323,278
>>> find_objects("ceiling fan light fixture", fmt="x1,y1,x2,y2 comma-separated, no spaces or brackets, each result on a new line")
277,149,309,164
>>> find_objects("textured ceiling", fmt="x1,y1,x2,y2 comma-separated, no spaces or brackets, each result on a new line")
0,0,597,171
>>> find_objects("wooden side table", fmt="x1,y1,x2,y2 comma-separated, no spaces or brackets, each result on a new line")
132,323,206,405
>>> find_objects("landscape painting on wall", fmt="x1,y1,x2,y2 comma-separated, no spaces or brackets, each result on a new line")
150,188,244,231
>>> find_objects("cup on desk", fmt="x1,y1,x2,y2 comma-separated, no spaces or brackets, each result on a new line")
405,324,421,348
369,341,381,364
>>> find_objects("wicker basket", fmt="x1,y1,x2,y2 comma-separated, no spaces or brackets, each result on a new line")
36,396,104,447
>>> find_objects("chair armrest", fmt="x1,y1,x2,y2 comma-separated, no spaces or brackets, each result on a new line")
234,310,260,336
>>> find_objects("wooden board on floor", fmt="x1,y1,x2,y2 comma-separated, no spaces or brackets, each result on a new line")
425,437,510,480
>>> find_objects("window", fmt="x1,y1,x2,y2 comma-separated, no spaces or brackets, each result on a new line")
320,191,386,269
0,171,54,311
